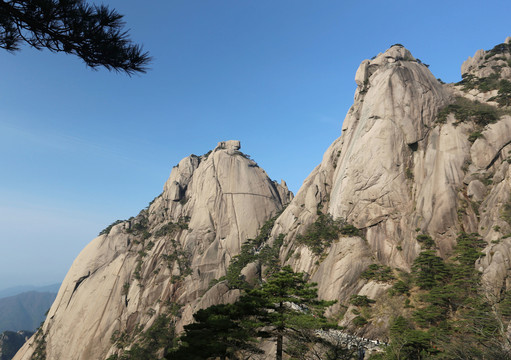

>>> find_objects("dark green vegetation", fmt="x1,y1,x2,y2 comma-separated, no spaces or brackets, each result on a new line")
296,213,360,255
108,267,340,360
154,217,189,237
361,264,394,282
107,314,177,360
170,266,337,360
0,0,150,74
0,291,56,333
221,212,284,289
373,232,511,359
416,234,435,249
100,220,125,236
490,79,511,107
161,240,192,283
0,330,34,360
457,42,511,95
458,72,503,93
31,329,46,360
436,97,503,125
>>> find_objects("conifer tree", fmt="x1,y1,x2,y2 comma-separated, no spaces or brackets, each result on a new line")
0,0,150,74
248,266,336,360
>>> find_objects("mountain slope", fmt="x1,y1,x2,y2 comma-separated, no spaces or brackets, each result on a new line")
0,284,60,300
0,292,56,333
14,38,511,359
14,140,292,360
269,38,511,340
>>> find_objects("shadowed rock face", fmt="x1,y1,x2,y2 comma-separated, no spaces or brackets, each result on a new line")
14,141,292,360
0,331,33,360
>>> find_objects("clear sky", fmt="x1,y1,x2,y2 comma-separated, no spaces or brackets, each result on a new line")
0,0,510,290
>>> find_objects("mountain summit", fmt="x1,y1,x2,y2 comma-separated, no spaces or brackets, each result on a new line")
15,140,291,360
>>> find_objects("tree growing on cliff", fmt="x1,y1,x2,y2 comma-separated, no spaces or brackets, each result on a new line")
171,266,337,360
248,266,336,360
0,0,150,74
169,297,265,360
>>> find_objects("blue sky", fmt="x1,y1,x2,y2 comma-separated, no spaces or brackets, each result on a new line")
1,0,510,290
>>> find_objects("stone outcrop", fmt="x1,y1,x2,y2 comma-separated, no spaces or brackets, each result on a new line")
14,141,292,360
268,39,511,335
15,38,511,357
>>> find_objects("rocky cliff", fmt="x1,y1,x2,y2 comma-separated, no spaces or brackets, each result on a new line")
271,37,511,337
15,38,511,359
14,140,292,360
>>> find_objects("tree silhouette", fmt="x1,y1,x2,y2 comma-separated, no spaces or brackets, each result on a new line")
0,0,150,74
168,296,265,360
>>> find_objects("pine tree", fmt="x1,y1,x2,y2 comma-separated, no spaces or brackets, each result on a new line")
248,266,336,360
0,0,150,74
168,296,264,360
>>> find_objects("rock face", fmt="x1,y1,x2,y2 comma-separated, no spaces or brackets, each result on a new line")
15,38,511,358
269,39,511,334
14,142,292,360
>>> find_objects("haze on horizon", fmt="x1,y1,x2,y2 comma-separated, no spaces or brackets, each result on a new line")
1,0,510,289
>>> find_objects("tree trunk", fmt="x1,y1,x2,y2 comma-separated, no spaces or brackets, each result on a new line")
276,330,283,360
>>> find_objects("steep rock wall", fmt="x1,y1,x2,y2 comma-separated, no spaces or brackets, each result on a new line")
272,39,511,335
14,141,291,360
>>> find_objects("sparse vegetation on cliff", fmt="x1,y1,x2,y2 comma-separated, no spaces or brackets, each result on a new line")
296,213,360,255
372,232,511,359
436,96,500,125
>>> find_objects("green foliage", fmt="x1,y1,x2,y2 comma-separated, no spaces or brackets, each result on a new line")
383,316,438,360
99,220,124,236
468,131,483,142
111,314,176,360
436,96,500,125
173,266,336,360
296,214,359,255
223,212,285,289
0,0,151,74
349,295,375,307
339,224,360,236
31,329,47,360
154,217,189,237
169,298,263,360
453,232,485,266
248,266,336,360
376,232,507,359
121,282,130,296
493,79,511,106
458,72,502,92
389,280,410,296
411,250,450,290
485,42,511,59
361,264,395,282
352,315,368,327
162,245,192,283
416,234,435,249
258,233,285,276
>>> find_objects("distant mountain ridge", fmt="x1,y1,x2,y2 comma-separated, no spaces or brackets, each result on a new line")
0,291,57,333
0,284,60,300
